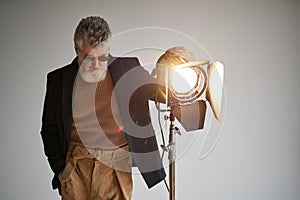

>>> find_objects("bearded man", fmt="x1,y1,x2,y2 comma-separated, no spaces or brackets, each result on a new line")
40,16,166,200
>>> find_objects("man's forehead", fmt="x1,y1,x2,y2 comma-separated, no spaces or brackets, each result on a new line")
81,40,110,54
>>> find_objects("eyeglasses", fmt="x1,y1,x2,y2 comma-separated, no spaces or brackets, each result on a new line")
84,55,110,63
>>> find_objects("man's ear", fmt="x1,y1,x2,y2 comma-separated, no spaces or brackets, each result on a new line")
75,45,79,55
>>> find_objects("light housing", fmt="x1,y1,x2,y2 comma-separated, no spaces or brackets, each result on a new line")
154,46,224,130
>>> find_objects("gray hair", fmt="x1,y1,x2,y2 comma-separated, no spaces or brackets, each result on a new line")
74,16,111,49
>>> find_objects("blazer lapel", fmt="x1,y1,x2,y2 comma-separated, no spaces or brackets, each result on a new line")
108,55,124,86
61,57,78,142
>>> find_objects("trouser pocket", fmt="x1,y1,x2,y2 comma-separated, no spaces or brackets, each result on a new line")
58,158,76,183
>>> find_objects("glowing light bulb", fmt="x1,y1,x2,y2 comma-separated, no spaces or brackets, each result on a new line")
171,68,198,94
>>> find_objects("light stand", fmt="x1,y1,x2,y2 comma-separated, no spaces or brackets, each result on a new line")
168,110,176,200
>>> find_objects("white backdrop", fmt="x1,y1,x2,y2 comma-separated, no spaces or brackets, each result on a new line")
0,0,299,199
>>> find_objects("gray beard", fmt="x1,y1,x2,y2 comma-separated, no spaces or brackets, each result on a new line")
79,65,108,83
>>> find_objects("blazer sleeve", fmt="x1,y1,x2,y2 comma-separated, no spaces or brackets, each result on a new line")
40,72,65,176
132,59,176,105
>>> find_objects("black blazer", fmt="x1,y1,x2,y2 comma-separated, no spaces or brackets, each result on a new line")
40,56,166,192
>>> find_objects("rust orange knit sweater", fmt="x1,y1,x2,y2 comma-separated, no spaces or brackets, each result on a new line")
70,71,127,149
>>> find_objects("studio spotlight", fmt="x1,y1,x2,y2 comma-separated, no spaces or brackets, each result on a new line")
153,46,224,200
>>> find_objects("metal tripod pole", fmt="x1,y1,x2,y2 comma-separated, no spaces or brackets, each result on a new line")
168,111,176,200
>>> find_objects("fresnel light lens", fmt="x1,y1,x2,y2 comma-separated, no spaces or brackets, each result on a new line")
171,67,198,94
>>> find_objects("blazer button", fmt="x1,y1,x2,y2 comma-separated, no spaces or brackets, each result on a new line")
143,139,149,144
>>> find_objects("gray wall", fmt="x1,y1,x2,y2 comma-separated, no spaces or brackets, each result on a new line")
0,0,299,199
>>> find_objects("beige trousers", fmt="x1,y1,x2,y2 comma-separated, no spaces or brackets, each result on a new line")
58,144,132,200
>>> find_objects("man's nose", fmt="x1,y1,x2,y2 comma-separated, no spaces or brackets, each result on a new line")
91,58,102,68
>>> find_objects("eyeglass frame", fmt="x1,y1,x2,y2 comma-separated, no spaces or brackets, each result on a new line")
77,47,110,64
